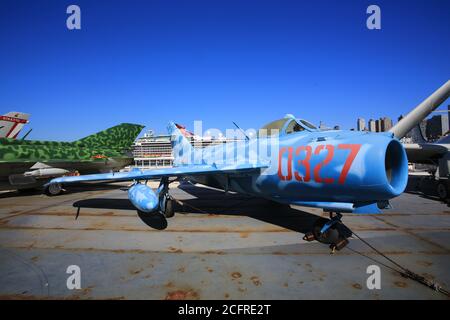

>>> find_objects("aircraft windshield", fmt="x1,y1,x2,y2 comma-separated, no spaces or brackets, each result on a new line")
299,119,317,130
260,118,290,136
285,120,305,134
259,117,317,137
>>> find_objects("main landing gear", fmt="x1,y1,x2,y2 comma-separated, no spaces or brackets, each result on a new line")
158,177,175,218
303,212,351,254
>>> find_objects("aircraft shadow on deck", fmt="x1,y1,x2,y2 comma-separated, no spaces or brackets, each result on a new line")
404,176,449,204
73,182,321,234
72,197,169,230
176,183,342,235
0,182,121,199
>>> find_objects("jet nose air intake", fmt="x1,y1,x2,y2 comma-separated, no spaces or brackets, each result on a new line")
384,139,408,197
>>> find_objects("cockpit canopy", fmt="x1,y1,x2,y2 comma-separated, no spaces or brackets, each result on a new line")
259,114,318,137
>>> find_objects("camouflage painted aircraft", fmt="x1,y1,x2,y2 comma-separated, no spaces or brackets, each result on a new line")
47,81,449,251
0,123,144,194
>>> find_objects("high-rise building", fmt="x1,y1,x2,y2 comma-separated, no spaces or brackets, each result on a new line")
375,119,381,132
357,118,365,131
368,119,376,132
426,114,449,141
380,117,393,132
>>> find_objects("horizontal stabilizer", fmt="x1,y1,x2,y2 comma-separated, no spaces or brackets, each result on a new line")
410,125,427,143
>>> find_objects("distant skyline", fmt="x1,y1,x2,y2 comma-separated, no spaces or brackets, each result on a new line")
353,105,450,131
0,0,449,141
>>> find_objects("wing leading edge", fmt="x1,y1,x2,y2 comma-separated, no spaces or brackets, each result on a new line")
47,162,269,185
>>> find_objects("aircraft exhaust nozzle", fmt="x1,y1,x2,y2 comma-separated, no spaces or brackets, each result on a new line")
128,183,159,213
390,80,450,139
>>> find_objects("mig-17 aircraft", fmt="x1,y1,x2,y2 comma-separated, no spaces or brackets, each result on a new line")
46,81,450,251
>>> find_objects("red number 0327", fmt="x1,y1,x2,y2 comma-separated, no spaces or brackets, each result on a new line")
277,144,361,184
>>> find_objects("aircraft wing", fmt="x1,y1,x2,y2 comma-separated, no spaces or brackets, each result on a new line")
48,162,269,185
403,143,448,163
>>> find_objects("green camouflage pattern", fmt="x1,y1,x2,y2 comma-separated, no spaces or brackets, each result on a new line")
0,123,145,163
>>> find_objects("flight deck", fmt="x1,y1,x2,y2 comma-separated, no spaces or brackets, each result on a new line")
0,178,449,300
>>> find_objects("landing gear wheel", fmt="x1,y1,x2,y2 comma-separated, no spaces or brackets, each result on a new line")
312,217,340,245
44,183,63,196
163,198,175,218
157,177,175,218
437,182,448,200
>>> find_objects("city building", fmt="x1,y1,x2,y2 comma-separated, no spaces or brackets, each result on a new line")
368,119,376,132
426,114,449,141
357,118,365,131
365,117,393,132
380,117,393,132
375,119,381,132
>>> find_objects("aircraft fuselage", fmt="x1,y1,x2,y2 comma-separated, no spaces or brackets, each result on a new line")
188,130,408,207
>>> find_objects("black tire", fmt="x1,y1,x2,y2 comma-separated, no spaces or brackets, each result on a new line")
312,217,340,244
437,181,448,200
44,183,63,196
164,198,175,218
312,217,328,237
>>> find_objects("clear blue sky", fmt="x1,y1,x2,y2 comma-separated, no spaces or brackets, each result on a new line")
0,0,449,140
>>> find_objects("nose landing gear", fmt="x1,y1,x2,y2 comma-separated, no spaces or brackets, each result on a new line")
303,212,350,254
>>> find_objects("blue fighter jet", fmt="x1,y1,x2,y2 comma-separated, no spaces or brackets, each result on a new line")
46,80,450,251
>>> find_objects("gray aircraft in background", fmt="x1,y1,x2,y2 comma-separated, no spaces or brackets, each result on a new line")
389,80,450,199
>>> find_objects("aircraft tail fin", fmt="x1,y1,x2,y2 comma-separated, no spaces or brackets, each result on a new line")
0,111,30,139
410,124,427,143
76,123,145,150
167,122,196,166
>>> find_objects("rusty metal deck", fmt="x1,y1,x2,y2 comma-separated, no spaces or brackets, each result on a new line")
0,180,449,299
